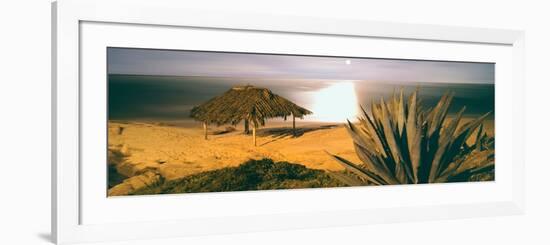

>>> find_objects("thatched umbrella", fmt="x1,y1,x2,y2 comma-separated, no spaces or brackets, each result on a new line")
190,85,312,146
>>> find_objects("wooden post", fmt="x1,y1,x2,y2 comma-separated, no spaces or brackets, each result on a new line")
292,114,296,136
203,121,208,140
252,125,257,146
244,119,249,134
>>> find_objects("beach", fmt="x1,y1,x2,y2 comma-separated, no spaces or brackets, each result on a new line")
107,117,494,195
107,120,361,195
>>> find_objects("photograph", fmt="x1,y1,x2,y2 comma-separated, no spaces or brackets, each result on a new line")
107,47,495,196
5,0,541,244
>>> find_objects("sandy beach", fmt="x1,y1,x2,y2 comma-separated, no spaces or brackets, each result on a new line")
108,120,358,187
107,117,494,195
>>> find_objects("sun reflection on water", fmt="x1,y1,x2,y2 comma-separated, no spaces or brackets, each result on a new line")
310,81,359,123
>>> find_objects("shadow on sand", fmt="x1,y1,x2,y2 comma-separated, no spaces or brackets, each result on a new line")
256,124,340,146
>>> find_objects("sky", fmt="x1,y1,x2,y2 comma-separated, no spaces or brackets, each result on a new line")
107,47,495,122
107,48,494,84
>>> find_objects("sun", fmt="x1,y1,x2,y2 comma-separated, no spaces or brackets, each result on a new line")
311,81,359,123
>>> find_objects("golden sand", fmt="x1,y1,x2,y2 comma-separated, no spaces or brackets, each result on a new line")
108,121,357,181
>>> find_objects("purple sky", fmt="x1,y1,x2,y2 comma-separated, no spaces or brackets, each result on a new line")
107,48,494,84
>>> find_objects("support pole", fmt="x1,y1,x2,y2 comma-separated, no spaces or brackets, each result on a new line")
252,125,257,146
203,121,208,140
292,114,296,136
244,119,249,134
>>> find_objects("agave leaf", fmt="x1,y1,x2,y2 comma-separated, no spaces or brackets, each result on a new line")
433,107,466,176
428,141,450,182
434,126,472,180
427,93,462,182
379,97,407,183
327,152,387,185
413,125,429,183
371,100,396,165
442,113,491,172
437,149,494,182
466,161,495,175
475,124,484,150
361,106,388,157
353,143,400,185
353,116,386,157
447,162,494,182
440,107,466,145
360,113,404,182
345,120,370,149
332,89,494,185
397,89,406,136
455,111,491,139
422,125,440,182
456,149,495,173
398,126,415,183
405,91,421,183
427,92,453,137
345,127,380,170
388,90,398,129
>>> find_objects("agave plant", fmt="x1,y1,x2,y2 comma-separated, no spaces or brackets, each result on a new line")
329,89,494,185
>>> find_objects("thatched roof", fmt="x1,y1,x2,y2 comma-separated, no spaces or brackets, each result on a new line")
190,85,312,126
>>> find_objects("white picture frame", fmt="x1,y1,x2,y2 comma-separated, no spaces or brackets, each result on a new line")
52,0,525,244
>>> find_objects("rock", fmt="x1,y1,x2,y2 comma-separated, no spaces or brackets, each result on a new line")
120,144,130,155
118,126,125,135
115,161,139,177
108,171,161,196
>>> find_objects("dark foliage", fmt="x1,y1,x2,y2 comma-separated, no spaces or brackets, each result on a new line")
329,90,495,185
107,148,129,188
131,159,347,195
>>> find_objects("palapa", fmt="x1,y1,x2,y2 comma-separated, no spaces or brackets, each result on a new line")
190,85,312,145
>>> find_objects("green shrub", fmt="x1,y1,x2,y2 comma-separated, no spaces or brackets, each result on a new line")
329,90,494,185
131,158,347,195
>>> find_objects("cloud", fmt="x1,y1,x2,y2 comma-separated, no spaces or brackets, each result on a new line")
108,48,494,84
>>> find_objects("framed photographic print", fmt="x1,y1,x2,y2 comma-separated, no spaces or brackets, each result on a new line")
106,48,496,196
52,0,525,244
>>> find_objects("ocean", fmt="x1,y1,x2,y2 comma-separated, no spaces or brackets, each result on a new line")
108,74,494,122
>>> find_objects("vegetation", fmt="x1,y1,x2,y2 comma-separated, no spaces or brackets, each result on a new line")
329,90,494,185
130,158,347,195
107,148,129,188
